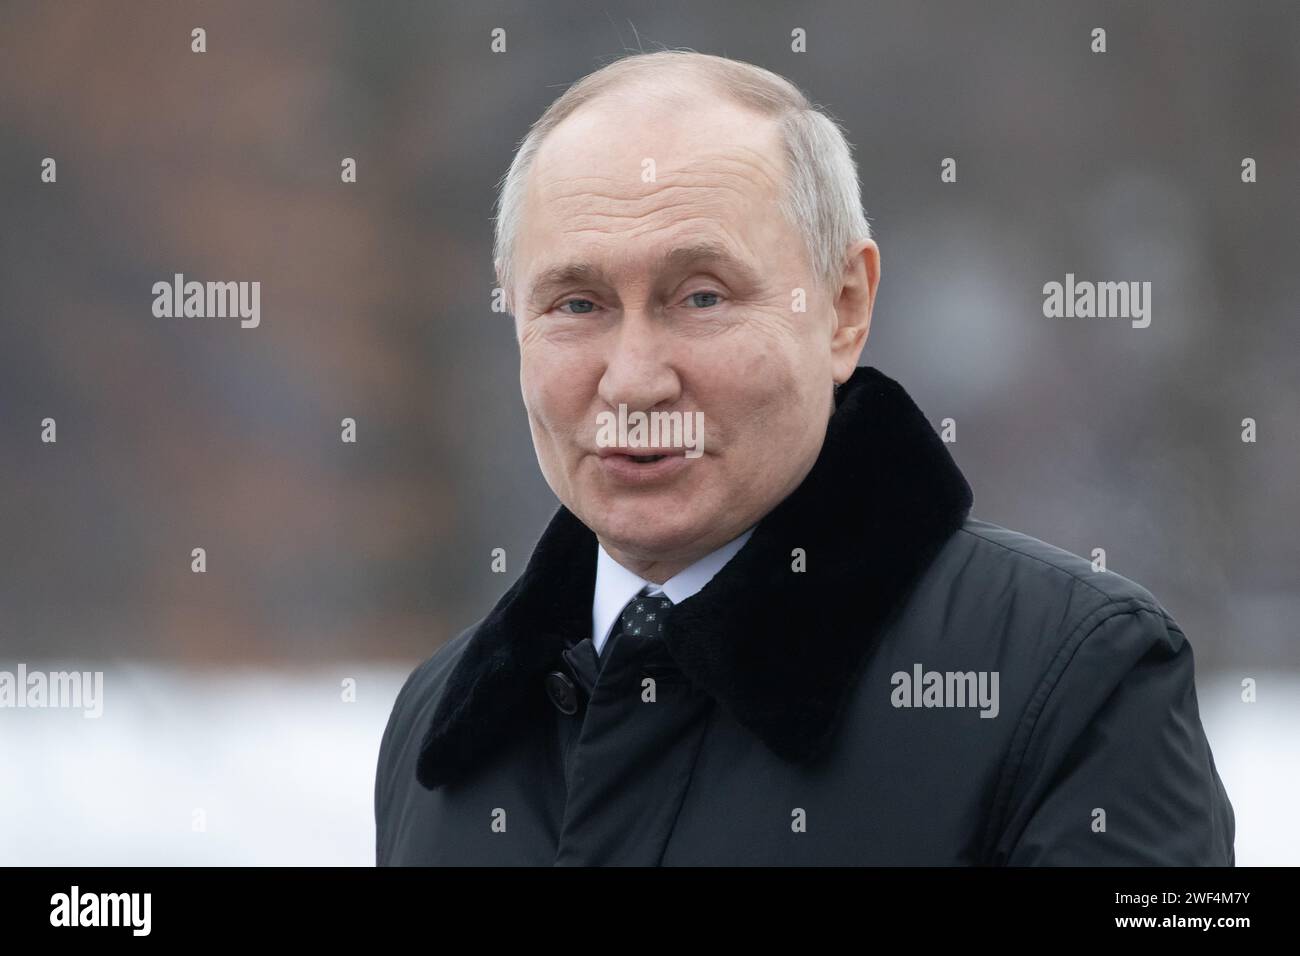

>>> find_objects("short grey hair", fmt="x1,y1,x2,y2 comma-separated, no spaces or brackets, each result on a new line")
493,50,872,306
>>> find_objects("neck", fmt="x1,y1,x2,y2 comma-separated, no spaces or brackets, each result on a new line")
598,543,691,584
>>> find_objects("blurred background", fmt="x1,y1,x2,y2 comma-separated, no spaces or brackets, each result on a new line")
1,0,1296,864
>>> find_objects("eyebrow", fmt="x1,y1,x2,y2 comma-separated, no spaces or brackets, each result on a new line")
525,241,763,309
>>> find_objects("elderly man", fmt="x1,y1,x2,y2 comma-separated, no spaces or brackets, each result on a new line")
375,51,1234,865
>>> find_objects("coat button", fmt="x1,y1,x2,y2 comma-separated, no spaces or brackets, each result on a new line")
545,671,579,715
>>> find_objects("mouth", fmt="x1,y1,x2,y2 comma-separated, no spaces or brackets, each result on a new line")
596,446,684,461
595,448,692,484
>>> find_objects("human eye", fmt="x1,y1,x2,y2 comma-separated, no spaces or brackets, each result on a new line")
556,297,599,315
683,290,723,309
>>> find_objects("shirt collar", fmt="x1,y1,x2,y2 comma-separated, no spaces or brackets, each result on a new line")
592,527,756,654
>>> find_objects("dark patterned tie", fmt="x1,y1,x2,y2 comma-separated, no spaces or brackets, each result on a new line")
616,587,674,640
559,589,676,694
600,587,674,665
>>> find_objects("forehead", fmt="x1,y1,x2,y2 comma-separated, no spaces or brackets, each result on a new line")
533,88,786,185
517,91,789,275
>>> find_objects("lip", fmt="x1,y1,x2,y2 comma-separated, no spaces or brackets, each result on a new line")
596,449,693,484
596,447,686,458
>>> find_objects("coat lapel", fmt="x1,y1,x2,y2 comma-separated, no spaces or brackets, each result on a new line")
416,365,974,789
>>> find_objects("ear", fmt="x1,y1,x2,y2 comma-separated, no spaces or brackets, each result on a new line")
829,238,880,383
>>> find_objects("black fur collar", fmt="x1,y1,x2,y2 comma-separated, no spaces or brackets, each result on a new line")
416,365,973,789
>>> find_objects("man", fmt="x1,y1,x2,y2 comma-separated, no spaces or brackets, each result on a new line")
375,51,1234,865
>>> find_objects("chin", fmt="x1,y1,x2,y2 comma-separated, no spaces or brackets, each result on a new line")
582,494,709,561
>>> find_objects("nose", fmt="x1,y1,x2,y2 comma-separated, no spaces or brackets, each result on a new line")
597,312,681,413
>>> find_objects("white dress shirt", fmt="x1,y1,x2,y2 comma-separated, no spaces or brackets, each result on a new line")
591,527,756,656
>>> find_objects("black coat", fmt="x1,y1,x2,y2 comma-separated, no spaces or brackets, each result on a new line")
375,366,1235,865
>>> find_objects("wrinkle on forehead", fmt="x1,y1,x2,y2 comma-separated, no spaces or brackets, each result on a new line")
527,89,788,206
520,113,788,262
532,164,785,228
518,178,780,296
531,173,782,242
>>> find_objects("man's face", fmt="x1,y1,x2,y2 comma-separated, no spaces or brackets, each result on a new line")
510,89,865,574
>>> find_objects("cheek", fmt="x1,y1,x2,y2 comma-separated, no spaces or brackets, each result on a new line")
520,341,596,434
705,346,822,448
724,333,806,400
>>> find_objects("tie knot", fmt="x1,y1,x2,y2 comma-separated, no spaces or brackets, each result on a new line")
617,588,674,640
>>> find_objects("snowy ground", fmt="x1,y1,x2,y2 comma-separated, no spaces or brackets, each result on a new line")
0,664,1294,865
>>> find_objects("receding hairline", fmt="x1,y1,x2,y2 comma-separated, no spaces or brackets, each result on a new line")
495,50,871,304
530,53,813,140
517,64,797,219
501,64,801,293
533,76,789,169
